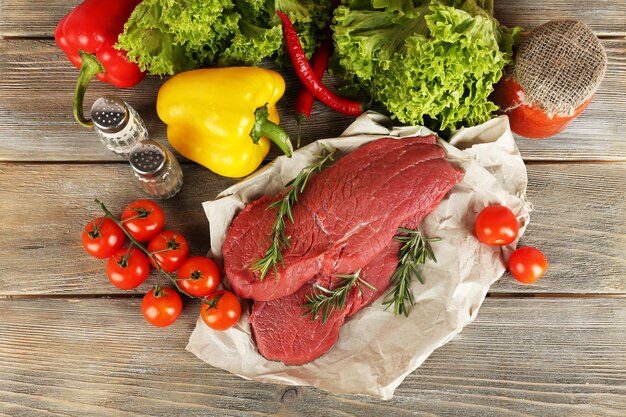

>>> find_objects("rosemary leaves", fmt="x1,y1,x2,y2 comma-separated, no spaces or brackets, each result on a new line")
302,271,376,324
250,145,335,280
383,228,438,317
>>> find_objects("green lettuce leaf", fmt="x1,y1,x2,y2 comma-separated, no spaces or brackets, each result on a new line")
116,0,333,75
333,0,521,131
218,20,283,66
333,4,430,81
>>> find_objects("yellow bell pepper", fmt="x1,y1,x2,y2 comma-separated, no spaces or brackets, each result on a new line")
156,67,293,178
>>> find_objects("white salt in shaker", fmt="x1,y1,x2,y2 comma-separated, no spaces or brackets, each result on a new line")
129,140,183,199
90,96,148,158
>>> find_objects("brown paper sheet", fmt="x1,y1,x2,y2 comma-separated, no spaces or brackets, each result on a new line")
187,112,531,399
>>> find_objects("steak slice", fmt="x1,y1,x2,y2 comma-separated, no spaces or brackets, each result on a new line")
224,136,463,302
250,242,399,365
249,275,351,366
249,216,426,365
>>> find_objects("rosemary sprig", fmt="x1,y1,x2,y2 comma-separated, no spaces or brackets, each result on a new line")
250,145,335,280
301,270,376,324
384,228,438,317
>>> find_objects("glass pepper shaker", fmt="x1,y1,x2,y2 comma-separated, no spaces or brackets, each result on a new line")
90,96,148,158
129,140,183,199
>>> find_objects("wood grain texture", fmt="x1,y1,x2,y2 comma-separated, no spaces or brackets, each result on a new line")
493,162,626,293
0,297,624,416
494,0,626,36
0,163,624,296
0,0,81,38
0,163,238,296
0,0,625,37
0,38,624,162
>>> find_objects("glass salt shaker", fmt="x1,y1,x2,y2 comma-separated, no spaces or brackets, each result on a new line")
90,96,148,158
129,140,183,199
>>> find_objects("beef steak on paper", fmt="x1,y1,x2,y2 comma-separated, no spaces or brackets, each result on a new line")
231,137,463,364
222,136,462,302
188,112,531,399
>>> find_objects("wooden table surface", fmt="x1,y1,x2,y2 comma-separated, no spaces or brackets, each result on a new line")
0,1,624,416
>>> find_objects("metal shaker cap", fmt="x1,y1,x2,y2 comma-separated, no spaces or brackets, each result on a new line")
90,96,129,133
129,140,168,178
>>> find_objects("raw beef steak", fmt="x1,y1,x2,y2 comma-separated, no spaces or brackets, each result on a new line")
223,136,463,302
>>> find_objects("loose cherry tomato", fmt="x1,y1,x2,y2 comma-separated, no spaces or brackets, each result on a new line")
177,256,220,297
121,200,165,242
81,217,126,259
106,248,150,290
141,287,183,327
508,247,548,284
147,230,189,272
475,205,519,246
200,291,241,331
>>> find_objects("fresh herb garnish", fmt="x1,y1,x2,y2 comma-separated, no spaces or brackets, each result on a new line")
384,228,438,317
302,270,376,324
251,145,335,280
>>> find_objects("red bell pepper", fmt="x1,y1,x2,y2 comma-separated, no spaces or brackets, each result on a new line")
54,0,145,128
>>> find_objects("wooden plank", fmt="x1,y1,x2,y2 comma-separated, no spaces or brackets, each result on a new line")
493,162,626,293
494,0,626,36
0,163,238,296
0,162,624,296
0,297,624,416
1,0,625,37
0,0,81,38
0,38,624,162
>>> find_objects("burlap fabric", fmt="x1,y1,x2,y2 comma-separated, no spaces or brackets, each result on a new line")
513,20,607,117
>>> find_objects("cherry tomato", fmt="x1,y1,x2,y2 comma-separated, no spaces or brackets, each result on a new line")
147,230,189,272
475,205,519,246
121,200,165,242
141,287,183,327
492,77,592,138
177,256,220,297
200,291,241,331
508,247,548,284
81,217,126,259
106,248,150,290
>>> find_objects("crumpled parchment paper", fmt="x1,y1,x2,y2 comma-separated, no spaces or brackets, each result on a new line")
187,111,531,399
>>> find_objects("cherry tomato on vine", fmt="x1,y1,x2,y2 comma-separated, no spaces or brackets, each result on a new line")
474,205,519,246
121,200,165,242
200,290,241,331
106,248,150,290
147,230,189,272
141,287,183,327
177,256,220,297
508,247,548,284
81,217,126,259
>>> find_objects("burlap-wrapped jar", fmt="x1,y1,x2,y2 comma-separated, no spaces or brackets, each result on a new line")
493,20,607,138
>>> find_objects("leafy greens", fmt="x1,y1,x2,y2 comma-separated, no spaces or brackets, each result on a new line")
116,0,332,76
333,0,521,131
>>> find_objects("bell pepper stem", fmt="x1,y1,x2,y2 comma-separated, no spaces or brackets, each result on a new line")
250,106,293,157
73,51,104,128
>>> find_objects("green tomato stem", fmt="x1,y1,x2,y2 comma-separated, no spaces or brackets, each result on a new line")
203,292,223,309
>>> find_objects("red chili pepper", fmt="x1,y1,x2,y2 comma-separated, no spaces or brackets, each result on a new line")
276,11,364,117
295,30,333,124
294,30,333,148
54,0,145,128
